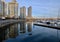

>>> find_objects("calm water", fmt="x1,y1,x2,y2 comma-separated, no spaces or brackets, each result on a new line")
0,21,60,42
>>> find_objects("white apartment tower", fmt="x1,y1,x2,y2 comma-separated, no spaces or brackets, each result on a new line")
20,6,26,19
0,0,5,18
28,6,32,17
8,0,18,18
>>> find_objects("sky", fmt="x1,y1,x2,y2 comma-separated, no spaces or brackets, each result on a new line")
5,0,60,18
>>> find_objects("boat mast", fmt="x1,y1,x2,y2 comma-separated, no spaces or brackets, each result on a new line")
57,9,60,22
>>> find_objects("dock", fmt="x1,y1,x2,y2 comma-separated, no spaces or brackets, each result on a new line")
33,22,60,29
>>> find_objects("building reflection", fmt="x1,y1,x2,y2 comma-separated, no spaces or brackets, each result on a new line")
20,21,26,33
0,24,18,42
4,28,10,40
0,27,10,42
27,22,32,35
9,24,18,38
0,29,6,42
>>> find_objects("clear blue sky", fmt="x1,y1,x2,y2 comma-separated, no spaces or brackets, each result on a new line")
5,0,60,18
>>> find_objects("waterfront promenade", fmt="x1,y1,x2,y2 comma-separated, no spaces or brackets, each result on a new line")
0,19,24,28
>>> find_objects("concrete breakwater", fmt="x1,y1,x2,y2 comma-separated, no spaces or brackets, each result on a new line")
34,23,60,30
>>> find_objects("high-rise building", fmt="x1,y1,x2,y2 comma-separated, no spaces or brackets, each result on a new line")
28,6,32,17
20,6,26,19
8,0,18,18
0,0,5,18
1,0,5,2
0,0,3,18
5,3,8,17
12,0,16,2
1,0,8,17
